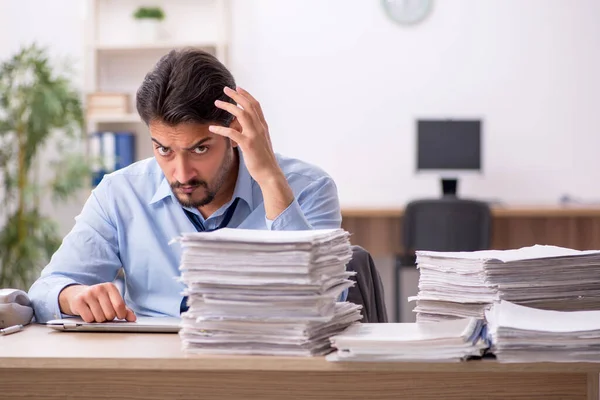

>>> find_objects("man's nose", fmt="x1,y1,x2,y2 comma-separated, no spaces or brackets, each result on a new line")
173,156,196,184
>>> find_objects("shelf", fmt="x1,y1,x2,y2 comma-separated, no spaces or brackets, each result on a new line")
84,0,231,162
93,41,221,54
87,113,142,124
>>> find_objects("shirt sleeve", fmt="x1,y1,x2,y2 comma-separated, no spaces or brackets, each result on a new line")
265,176,342,231
28,177,123,323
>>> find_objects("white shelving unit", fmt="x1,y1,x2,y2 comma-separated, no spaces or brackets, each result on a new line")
87,113,142,124
83,0,231,161
94,41,226,54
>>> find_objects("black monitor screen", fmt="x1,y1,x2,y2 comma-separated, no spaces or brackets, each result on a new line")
417,120,481,171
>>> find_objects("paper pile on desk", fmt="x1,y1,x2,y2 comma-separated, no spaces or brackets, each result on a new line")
176,228,362,356
327,318,487,362
410,245,600,322
486,300,600,362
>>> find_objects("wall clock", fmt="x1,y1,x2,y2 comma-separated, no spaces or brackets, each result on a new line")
381,0,433,25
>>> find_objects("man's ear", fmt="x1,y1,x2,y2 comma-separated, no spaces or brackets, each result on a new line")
229,118,241,147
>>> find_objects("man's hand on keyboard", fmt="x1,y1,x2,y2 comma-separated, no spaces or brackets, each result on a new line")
59,283,136,323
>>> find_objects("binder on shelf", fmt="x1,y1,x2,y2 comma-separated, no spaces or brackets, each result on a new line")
90,133,103,187
90,131,136,186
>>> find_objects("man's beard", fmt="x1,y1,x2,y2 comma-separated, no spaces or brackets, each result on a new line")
171,178,215,208
170,146,234,208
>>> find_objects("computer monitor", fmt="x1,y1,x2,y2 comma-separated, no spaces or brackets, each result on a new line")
416,119,482,197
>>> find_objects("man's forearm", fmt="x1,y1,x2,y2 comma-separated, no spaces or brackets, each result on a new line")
259,172,295,220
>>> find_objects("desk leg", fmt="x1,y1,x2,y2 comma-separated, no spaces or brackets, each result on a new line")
588,373,599,400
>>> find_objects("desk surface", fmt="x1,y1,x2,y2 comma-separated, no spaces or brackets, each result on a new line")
3,324,600,374
341,205,600,218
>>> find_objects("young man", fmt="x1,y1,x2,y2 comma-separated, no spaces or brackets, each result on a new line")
29,49,342,323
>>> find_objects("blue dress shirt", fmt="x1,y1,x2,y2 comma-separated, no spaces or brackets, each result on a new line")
28,150,344,323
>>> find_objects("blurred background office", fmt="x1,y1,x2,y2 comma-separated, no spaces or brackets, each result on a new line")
1,0,599,322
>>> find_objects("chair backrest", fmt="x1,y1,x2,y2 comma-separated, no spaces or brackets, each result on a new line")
346,245,388,323
403,198,492,256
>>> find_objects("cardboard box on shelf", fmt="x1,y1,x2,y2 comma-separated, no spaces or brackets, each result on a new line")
87,92,129,116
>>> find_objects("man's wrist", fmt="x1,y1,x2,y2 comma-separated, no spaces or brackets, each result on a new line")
258,171,294,220
255,166,286,188
58,284,85,315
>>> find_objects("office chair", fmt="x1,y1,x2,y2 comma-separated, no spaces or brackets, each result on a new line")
394,198,492,322
346,245,388,323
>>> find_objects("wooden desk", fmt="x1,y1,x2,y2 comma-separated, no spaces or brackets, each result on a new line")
1,325,599,400
341,205,600,256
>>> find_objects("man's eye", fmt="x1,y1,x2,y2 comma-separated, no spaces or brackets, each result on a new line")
193,146,208,155
157,146,171,156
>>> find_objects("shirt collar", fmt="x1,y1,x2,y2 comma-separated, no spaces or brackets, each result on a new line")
149,148,254,210
149,174,174,205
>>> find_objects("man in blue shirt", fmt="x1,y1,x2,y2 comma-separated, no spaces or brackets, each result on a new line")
29,49,342,323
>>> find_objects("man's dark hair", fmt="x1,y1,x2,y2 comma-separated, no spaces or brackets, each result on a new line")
136,48,236,126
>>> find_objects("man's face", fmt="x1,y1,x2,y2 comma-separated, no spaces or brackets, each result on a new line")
150,121,236,208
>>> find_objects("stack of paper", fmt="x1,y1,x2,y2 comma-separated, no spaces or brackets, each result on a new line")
327,318,487,362
176,228,363,356
486,300,600,363
411,245,600,322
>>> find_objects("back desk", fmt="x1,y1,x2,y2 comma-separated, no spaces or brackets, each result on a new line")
341,205,600,256
0,325,599,400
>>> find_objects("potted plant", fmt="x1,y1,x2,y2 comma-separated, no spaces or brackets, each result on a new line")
133,6,166,43
0,43,91,289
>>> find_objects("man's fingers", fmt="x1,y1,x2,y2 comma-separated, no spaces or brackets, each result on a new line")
125,307,137,322
65,283,133,323
223,86,255,114
208,125,245,144
235,86,267,126
71,299,95,323
234,86,257,105
85,297,107,322
97,293,117,321
214,100,255,129
106,284,127,320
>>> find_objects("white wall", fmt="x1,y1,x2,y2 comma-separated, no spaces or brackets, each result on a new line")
0,0,85,64
230,0,600,207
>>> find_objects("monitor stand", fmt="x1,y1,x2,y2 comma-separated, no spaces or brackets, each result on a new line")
441,178,458,197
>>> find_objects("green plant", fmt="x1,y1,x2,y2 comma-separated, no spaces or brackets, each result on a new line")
133,6,165,21
0,43,91,289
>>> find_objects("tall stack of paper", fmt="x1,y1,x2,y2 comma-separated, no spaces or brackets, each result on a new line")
327,318,487,362
176,228,363,356
486,300,600,363
411,245,600,322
